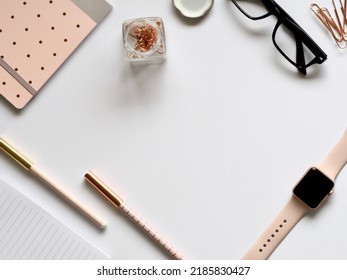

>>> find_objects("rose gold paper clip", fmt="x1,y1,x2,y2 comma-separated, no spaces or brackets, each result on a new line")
84,171,184,260
0,138,106,229
311,0,347,48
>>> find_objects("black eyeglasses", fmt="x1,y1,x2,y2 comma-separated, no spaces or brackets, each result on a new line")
230,0,327,75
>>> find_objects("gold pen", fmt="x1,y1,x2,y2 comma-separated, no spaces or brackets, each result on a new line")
0,138,106,229
85,171,184,260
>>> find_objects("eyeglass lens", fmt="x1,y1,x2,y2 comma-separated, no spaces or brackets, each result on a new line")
231,0,326,74
273,23,317,69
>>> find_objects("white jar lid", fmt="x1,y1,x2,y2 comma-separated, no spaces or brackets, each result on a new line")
173,0,214,18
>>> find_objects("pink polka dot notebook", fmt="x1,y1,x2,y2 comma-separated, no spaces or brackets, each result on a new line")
0,0,112,109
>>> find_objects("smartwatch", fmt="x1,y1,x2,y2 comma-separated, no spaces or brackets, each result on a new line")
242,129,347,260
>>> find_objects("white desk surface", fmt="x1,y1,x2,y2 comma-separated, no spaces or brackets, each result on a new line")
1,0,347,260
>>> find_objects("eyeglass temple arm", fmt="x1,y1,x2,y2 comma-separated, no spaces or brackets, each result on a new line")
295,34,307,75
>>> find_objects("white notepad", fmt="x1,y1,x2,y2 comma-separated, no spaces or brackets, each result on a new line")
0,177,108,260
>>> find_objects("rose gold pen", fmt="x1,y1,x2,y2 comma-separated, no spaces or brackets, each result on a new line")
0,138,106,229
84,171,184,260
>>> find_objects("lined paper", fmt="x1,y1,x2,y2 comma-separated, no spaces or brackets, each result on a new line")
0,177,108,260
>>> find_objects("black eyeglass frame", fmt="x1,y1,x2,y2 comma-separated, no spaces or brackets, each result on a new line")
230,0,327,75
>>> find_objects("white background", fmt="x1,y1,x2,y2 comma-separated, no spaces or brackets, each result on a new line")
1,0,347,260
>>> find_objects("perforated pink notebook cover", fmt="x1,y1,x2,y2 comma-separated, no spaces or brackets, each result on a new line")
0,0,112,109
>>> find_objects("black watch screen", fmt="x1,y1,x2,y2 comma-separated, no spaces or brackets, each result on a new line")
293,167,334,209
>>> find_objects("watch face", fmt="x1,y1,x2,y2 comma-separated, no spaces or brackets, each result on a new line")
293,168,334,209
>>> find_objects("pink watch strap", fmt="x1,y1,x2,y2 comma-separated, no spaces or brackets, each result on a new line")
317,129,347,181
242,128,347,260
241,196,308,260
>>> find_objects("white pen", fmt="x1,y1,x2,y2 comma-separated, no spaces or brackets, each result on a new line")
0,138,106,229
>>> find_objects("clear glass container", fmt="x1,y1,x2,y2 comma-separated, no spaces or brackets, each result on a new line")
122,17,166,62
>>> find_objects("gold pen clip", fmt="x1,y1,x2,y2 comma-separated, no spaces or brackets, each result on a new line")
84,172,123,208
0,138,33,170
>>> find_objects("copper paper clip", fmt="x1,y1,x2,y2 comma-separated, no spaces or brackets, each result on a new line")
311,0,347,48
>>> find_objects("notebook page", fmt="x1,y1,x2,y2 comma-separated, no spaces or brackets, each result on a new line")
0,177,108,260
